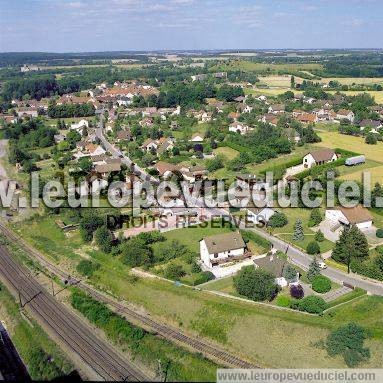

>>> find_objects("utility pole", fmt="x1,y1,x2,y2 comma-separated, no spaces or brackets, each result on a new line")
18,289,22,307
51,279,55,296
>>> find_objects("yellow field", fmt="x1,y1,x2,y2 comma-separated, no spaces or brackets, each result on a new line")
322,77,383,85
244,88,303,97
317,131,383,161
327,90,383,104
340,165,383,184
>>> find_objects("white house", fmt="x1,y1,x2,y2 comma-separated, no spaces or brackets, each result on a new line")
303,149,337,168
229,123,252,135
268,104,285,114
200,232,247,268
246,207,275,224
325,205,373,230
70,119,89,134
336,109,355,123
16,107,38,118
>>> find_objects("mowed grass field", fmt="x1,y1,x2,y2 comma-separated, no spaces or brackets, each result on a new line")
340,164,383,184
317,131,383,161
213,146,239,160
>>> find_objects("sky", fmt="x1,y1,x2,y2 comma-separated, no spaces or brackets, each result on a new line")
0,0,382,52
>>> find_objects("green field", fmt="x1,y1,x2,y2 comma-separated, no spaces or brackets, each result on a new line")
213,146,239,160
11,214,383,368
317,131,383,161
0,283,73,380
211,61,322,73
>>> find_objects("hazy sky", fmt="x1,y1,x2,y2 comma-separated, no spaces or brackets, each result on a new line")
1,0,382,52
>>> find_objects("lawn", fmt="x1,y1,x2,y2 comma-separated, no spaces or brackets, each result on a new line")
317,131,383,161
327,90,383,104
271,207,334,254
213,146,239,161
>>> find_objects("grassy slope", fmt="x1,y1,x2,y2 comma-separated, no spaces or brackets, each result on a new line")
0,283,73,380
12,216,383,368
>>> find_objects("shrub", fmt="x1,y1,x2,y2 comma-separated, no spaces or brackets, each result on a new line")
193,271,215,285
164,264,186,280
325,323,370,367
94,225,114,253
307,241,320,255
294,296,327,314
191,262,202,273
76,260,100,278
376,228,383,238
311,275,331,293
309,208,322,227
275,295,291,307
268,212,288,228
365,132,377,145
290,284,304,299
234,266,279,301
315,230,325,242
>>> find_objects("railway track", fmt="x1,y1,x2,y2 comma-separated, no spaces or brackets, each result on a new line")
0,223,259,369
0,245,149,381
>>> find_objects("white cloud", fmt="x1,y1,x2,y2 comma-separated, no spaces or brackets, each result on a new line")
342,18,365,27
66,1,84,8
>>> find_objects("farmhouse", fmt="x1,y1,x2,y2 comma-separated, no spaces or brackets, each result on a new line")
70,119,89,134
200,232,248,268
16,107,38,118
296,113,318,124
359,119,382,133
325,205,373,230
336,109,355,123
303,149,337,168
268,104,285,114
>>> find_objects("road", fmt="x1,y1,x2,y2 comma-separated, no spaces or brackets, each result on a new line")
0,223,258,370
95,118,159,185
0,245,149,381
246,225,383,296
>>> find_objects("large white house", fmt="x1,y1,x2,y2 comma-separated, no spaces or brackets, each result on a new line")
246,207,275,224
70,119,89,134
200,232,247,268
229,122,252,135
303,149,337,168
325,205,373,230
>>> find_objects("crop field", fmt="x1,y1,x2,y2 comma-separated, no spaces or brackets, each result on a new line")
211,61,323,73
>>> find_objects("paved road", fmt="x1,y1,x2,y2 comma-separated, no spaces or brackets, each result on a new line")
0,245,149,381
246,225,383,296
95,118,159,185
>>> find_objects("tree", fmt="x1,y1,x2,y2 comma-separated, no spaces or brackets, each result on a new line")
315,230,325,242
325,323,370,367
206,155,224,172
371,183,383,208
283,264,297,283
76,260,100,278
307,257,321,282
120,238,153,267
268,212,288,228
309,208,322,227
292,219,305,241
233,266,278,301
332,225,369,273
290,75,295,89
311,275,331,293
94,225,114,253
307,241,320,255
79,211,103,242
295,296,327,314
365,132,377,145
78,157,93,173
